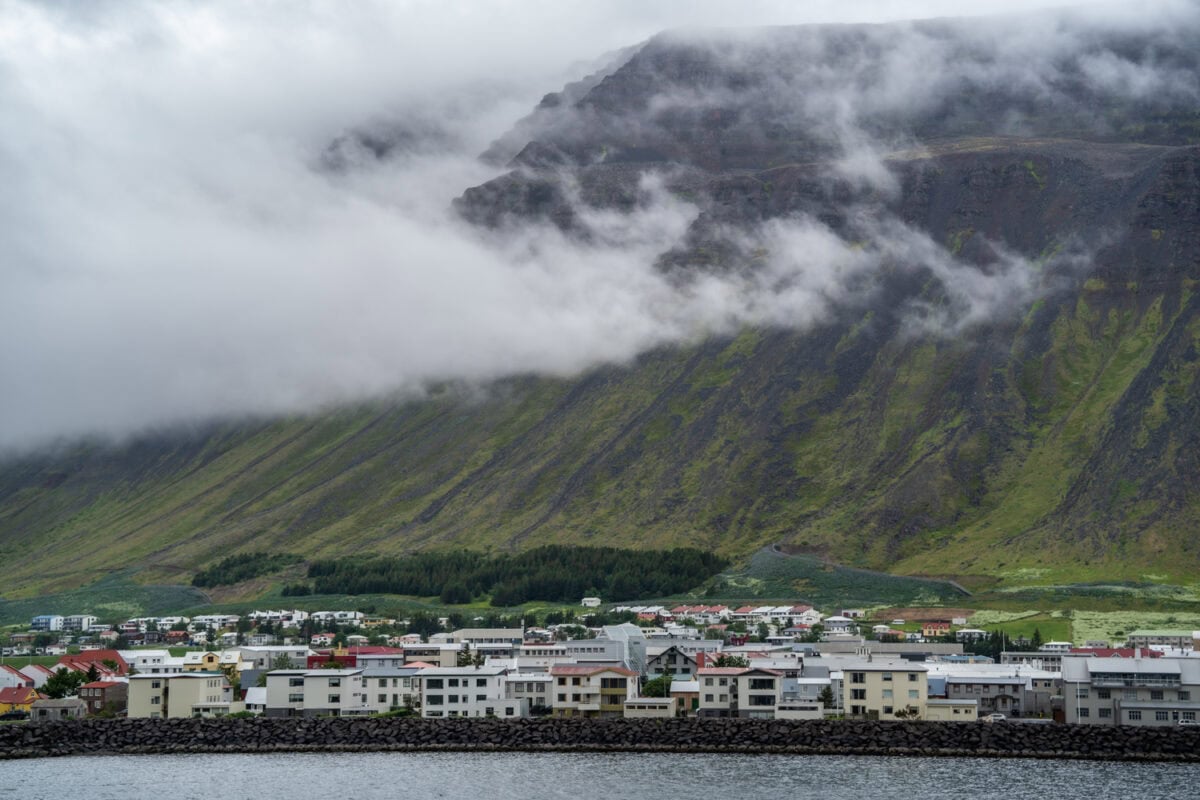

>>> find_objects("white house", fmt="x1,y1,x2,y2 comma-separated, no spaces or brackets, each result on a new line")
418,665,525,718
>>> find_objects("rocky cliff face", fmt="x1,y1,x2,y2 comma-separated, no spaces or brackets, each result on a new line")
2,10,1199,596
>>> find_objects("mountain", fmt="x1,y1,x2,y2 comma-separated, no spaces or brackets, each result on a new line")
3,10,1200,599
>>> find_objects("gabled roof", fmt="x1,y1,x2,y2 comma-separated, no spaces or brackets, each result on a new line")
697,667,749,676
549,665,637,677
81,681,123,689
0,686,40,704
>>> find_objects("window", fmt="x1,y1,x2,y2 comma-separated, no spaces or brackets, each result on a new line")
748,695,775,706
449,679,459,687
850,673,866,684
1098,708,1112,718
1180,691,1191,701
557,678,566,686
1097,689,1110,699
1128,710,1142,721
150,696,160,705
427,696,443,706
572,678,581,686
1123,689,1138,700
883,706,893,715
378,679,387,688
882,690,893,699
328,694,340,704
705,678,714,686
1075,688,1088,699
908,674,918,682
719,694,728,702
1155,711,1169,721
289,677,304,687
572,694,581,702
151,681,161,689
477,679,487,687
705,694,714,703
448,695,458,703
1078,708,1089,718
557,694,566,702
506,707,515,716
908,690,919,699
1183,712,1196,721
477,694,487,702
485,707,495,715
288,693,303,703
329,678,341,688
426,679,444,689
719,678,728,686
749,679,775,691
882,672,892,682
851,689,866,700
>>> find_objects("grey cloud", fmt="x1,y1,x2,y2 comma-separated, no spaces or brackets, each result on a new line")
0,0,1190,451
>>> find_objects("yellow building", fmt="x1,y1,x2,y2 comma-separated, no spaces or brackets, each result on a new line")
549,665,636,718
842,659,928,719
128,672,238,718
0,686,43,714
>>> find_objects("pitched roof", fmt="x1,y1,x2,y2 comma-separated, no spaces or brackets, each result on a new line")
549,665,637,677
0,686,39,704
696,667,749,676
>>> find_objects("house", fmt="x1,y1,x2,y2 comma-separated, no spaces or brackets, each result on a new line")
419,665,525,718
921,621,952,639
644,644,697,678
127,672,237,718
0,686,42,714
549,665,636,718
263,670,309,717
30,697,87,720
842,660,928,720
18,664,56,688
79,680,128,716
243,686,267,715
581,597,602,608
504,672,553,712
0,664,32,689
955,629,990,643
60,649,129,676
823,616,856,635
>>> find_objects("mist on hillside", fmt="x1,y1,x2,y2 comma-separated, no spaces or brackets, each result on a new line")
1,0,1196,451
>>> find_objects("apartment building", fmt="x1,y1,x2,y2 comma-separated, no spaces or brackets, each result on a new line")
1063,656,1200,726
549,665,636,717
127,672,235,718
841,660,928,719
419,665,525,718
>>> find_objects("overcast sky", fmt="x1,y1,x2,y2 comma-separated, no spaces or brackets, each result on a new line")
0,0,1183,451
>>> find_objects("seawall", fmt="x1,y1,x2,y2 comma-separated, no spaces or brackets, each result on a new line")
2,717,1198,761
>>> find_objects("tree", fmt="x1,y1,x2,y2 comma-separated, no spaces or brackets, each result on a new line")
713,654,749,668
1030,627,1044,650
85,663,100,683
43,668,86,699
642,674,672,698
270,654,295,670
456,643,473,667
818,686,835,710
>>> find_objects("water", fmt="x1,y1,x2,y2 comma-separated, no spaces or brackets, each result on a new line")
2,752,1198,800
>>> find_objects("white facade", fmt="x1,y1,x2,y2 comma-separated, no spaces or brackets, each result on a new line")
419,666,525,718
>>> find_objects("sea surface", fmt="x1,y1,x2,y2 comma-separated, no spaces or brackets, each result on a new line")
3,751,1199,800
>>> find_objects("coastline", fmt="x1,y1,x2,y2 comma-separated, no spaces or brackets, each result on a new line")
3,717,1198,762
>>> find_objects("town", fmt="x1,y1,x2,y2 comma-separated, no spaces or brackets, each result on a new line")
2,603,1198,729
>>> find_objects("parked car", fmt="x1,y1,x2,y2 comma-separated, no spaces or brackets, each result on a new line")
980,713,1007,723
0,710,30,721
1179,718,1200,726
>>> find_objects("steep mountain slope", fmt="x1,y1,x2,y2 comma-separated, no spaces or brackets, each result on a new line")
2,11,1199,598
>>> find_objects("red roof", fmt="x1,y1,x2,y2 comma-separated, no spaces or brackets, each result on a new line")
81,681,122,689
57,650,129,675
0,686,40,704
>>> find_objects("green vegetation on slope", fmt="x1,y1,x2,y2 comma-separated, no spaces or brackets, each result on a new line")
306,545,727,606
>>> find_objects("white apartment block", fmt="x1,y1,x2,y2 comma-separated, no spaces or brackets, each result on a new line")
419,666,526,718
127,672,236,718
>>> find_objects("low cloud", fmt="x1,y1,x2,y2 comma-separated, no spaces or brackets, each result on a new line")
0,0,1190,450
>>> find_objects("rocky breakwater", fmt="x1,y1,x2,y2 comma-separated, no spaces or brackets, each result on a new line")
2,717,1198,761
